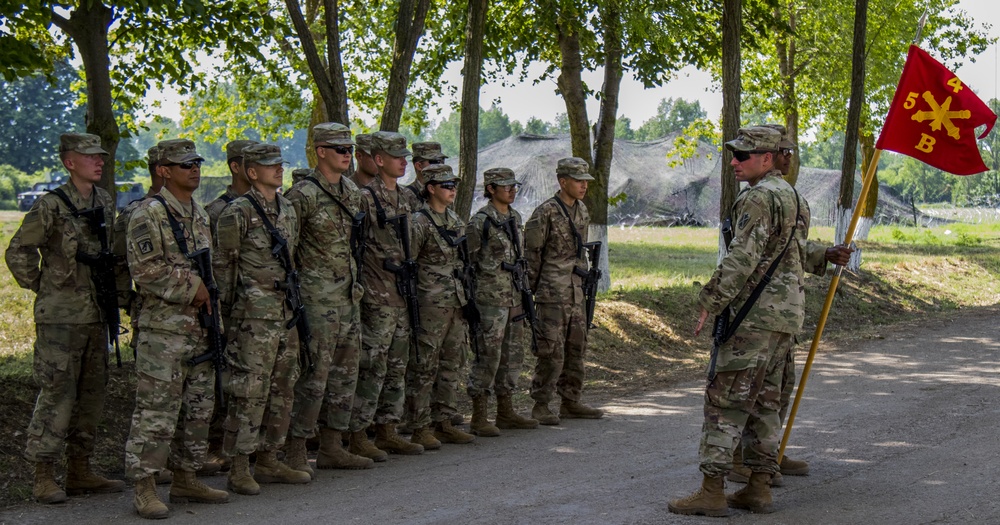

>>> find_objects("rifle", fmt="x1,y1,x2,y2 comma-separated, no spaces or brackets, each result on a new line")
455,237,483,362
244,196,313,374
383,213,421,363
495,217,540,356
47,189,124,367
187,247,228,409
572,241,602,330
708,217,734,377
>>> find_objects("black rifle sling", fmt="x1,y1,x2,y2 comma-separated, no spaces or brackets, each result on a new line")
305,176,366,280
151,195,191,255
407,184,422,201
415,208,465,248
362,186,389,229
242,194,292,270
304,176,359,223
720,189,800,345
218,192,235,204
551,196,585,259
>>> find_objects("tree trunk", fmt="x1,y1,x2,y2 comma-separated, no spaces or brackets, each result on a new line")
379,0,431,131
323,0,349,124
777,1,800,185
285,0,344,124
836,0,868,271
556,28,593,163
587,1,623,293
455,0,489,221
52,3,118,197
720,0,741,256
855,130,878,240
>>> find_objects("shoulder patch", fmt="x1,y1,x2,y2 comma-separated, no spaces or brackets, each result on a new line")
737,212,751,230
137,238,154,254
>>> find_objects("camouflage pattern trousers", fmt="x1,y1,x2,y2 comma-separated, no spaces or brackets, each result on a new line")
350,303,410,431
405,306,469,428
125,327,215,480
779,336,798,424
289,303,361,437
530,301,588,404
223,318,300,456
24,323,109,463
466,304,526,399
699,326,792,477
206,314,233,449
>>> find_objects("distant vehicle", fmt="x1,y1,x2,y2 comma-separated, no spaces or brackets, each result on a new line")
116,182,146,211
17,180,65,212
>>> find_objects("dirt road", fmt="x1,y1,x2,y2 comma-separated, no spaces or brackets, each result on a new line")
4,307,998,524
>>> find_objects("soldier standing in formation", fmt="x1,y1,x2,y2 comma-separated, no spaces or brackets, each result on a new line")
124,139,229,519
349,131,425,460
284,123,373,474
524,157,605,425
466,168,539,434
404,142,447,202
213,144,310,495
6,133,127,504
405,164,477,447
349,133,378,188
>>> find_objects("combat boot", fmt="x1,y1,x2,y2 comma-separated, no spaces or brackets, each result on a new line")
227,454,260,496
410,425,442,450
726,472,774,513
450,413,465,426
496,395,539,429
374,423,425,455
728,448,783,487
153,469,173,485
434,419,476,444
469,396,500,437
667,474,729,517
133,475,168,519
198,447,228,476
780,455,809,476
348,429,389,462
32,461,67,504
284,437,314,478
532,402,560,425
169,469,229,504
316,429,374,470
254,450,312,485
560,399,604,419
65,456,125,495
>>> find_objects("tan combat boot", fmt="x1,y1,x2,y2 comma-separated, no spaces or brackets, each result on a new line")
560,399,604,419
667,474,729,517
348,429,389,462
779,454,809,476
65,456,126,495
133,475,169,519
374,423,425,455
496,395,539,429
531,402,560,425
433,419,476,444
410,425,442,450
254,450,312,485
153,469,173,485
726,471,774,513
316,429,374,470
450,413,465,426
33,461,67,504
469,396,500,437
169,469,230,504
284,436,314,478
198,445,228,476
227,454,260,496
728,448,784,487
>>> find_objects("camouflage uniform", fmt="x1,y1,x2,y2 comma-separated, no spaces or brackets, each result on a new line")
405,175,469,429
6,153,120,464
524,160,594,407
404,142,447,203
286,158,365,438
214,180,301,457
696,129,804,478
466,193,526,400
123,184,216,480
351,135,419,431
347,134,374,188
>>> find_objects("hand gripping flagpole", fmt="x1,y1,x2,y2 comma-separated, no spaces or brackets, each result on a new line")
778,148,881,464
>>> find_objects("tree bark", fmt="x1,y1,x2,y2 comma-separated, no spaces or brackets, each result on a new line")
324,0,349,124
776,1,800,185
379,0,431,131
556,28,593,164
836,0,868,253
720,0,741,230
52,3,118,197
285,0,343,124
455,0,489,221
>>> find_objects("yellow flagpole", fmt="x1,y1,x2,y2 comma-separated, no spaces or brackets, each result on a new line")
778,148,882,463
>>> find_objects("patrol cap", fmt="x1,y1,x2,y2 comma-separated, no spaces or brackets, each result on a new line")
243,143,285,166
422,164,460,184
761,123,796,150
146,146,160,166
371,131,412,158
484,167,517,186
157,139,205,164
355,134,373,154
226,139,259,160
412,142,447,161
725,127,781,153
313,122,355,146
292,168,312,183
556,157,594,180
60,133,108,156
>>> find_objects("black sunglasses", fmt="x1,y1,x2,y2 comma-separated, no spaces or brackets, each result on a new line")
166,160,203,170
320,145,354,155
427,159,444,165
435,181,458,190
732,150,768,162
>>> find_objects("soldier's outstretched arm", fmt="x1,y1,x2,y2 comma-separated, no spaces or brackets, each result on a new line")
4,201,53,291
126,208,204,306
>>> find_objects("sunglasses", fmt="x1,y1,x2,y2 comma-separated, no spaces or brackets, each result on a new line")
320,145,354,155
166,160,203,170
732,150,768,162
427,159,444,165
435,182,458,190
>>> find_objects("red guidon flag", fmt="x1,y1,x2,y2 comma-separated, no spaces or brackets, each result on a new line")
876,45,997,175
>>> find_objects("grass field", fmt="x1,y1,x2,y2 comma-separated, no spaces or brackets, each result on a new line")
1,213,998,506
